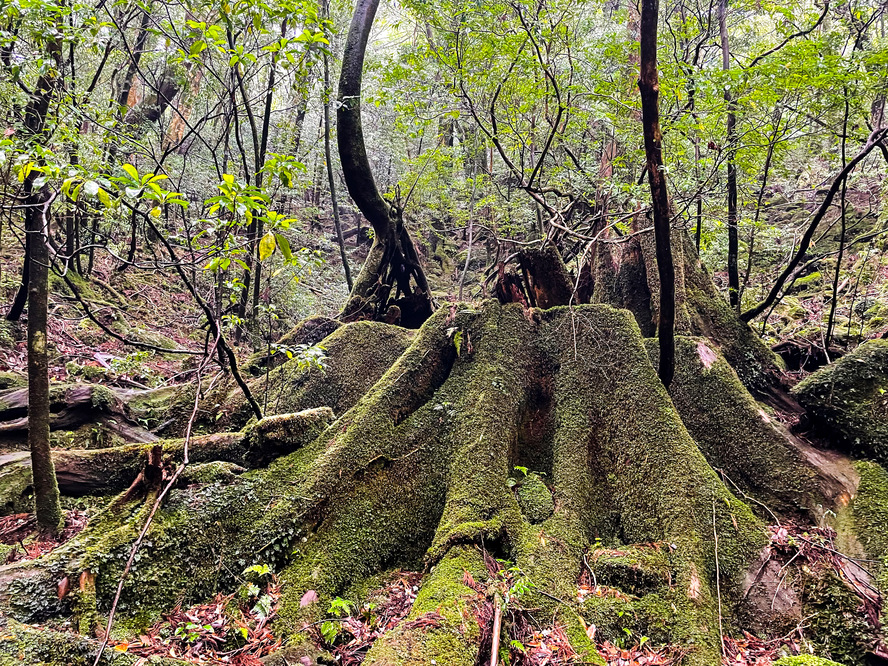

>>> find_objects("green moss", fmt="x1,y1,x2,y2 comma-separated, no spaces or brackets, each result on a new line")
0,617,186,665
773,656,846,666
217,320,415,430
244,316,341,374
514,473,554,523
0,302,773,665
793,339,888,463
849,460,888,559
178,461,245,484
792,271,823,292
125,386,180,431
364,546,484,665
651,336,820,517
0,371,25,389
587,545,671,596
803,569,876,665
0,455,34,514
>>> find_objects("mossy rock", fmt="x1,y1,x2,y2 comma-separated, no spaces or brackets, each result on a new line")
793,340,888,464
862,303,888,321
792,271,823,293
0,372,24,390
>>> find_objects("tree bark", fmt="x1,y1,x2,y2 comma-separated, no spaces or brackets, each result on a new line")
26,188,63,534
337,0,432,327
13,33,65,532
720,0,740,311
323,1,352,292
638,0,675,388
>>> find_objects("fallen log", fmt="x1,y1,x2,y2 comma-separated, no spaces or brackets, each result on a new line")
0,383,157,444
0,408,334,508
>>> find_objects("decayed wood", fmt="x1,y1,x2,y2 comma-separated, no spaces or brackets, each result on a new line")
0,384,156,444
0,407,334,498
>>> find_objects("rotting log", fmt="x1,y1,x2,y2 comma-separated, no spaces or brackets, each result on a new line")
0,408,333,506
0,384,157,444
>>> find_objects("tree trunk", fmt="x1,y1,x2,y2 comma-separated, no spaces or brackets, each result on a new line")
337,0,433,327
324,36,353,291
638,0,675,388
720,0,740,311
25,187,63,534
1,302,883,665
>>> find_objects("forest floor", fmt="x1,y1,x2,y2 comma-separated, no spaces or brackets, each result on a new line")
0,512,863,666
0,225,354,390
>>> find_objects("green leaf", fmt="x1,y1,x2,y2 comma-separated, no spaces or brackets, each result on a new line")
122,164,138,180
258,231,276,261
274,233,292,262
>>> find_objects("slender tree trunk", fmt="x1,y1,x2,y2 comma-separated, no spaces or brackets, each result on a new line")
825,92,850,349
337,0,432,326
26,188,63,534
720,0,739,310
323,24,353,291
740,104,783,302
6,236,29,321
20,47,64,532
638,0,675,388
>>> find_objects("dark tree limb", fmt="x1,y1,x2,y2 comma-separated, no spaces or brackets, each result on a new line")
741,127,888,322
337,0,432,327
746,1,830,69
638,0,675,388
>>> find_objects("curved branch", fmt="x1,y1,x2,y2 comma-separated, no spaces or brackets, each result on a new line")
742,128,888,322
337,0,391,233
747,1,830,69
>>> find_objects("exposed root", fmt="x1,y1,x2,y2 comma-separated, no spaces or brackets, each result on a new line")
0,301,882,666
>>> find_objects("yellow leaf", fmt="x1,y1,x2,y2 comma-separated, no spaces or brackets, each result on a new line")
258,231,276,261
114,642,129,652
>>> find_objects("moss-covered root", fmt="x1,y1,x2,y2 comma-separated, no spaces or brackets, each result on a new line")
537,306,765,664
0,617,187,666
214,319,415,430
652,336,856,519
363,546,486,665
0,302,771,666
793,339,888,464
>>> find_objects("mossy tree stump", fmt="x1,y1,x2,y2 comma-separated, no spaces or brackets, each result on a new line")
0,302,883,665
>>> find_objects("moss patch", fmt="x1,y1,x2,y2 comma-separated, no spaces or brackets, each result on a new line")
773,657,846,666
793,339,888,463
